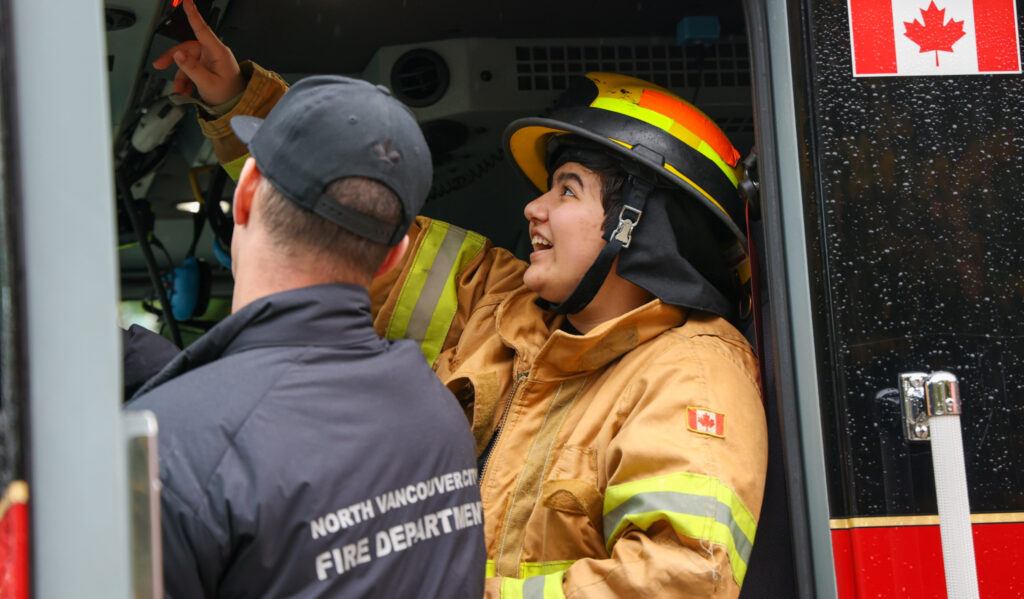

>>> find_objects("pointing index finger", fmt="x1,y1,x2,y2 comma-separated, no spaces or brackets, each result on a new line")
181,0,220,48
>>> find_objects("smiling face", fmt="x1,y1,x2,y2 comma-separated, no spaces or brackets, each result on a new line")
522,162,608,303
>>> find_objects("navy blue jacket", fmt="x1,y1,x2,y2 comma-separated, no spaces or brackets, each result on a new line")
128,284,485,598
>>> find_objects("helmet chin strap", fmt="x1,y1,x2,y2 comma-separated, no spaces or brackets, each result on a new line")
535,176,654,315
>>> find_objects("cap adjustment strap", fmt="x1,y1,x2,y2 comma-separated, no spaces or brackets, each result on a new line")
313,194,402,246
534,175,654,315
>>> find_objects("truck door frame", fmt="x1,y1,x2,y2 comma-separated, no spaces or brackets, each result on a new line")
744,0,839,597
5,0,133,596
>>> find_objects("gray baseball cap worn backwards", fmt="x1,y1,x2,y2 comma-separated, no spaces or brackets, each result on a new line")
230,75,432,246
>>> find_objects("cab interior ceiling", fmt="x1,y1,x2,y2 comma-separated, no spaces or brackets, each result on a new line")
111,0,753,299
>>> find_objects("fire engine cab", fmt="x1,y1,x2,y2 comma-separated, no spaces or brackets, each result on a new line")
0,0,1021,597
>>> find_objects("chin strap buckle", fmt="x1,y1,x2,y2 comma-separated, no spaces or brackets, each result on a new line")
611,205,643,248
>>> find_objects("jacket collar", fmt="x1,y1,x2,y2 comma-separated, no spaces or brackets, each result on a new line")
495,287,686,380
133,284,384,398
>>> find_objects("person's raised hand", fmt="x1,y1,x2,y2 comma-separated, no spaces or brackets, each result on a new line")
152,0,244,106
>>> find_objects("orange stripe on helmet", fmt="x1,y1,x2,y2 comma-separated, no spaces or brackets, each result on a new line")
638,89,741,167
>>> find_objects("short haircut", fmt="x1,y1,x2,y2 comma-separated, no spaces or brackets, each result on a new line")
257,175,402,280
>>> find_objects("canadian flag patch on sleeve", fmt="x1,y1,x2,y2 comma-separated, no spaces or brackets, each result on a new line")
687,407,726,438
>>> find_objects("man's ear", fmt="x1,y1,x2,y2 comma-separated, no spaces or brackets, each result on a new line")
234,157,261,226
374,234,409,279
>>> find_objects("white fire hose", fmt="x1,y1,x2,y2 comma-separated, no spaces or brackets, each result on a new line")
926,372,979,599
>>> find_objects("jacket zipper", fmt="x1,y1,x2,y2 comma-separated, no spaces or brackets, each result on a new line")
477,372,528,480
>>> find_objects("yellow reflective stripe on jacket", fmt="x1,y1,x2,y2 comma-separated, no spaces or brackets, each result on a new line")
603,471,757,585
384,221,486,364
499,571,567,599
485,559,574,579
223,153,249,181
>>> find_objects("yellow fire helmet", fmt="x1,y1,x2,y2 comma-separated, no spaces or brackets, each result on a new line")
503,72,750,318
505,72,746,246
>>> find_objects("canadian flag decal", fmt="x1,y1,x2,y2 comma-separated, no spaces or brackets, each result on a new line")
848,0,1021,76
687,408,726,438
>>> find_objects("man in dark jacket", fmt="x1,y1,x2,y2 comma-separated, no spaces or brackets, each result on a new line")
127,74,485,598
122,324,179,398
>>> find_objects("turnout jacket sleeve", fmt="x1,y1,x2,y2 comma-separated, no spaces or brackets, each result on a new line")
488,319,767,599
198,61,288,179
370,216,528,365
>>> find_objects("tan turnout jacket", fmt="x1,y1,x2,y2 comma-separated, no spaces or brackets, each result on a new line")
203,64,768,598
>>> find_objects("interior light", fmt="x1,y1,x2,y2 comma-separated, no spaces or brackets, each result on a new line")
176,201,230,214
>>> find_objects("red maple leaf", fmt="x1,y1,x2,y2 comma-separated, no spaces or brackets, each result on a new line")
698,412,715,430
904,1,967,67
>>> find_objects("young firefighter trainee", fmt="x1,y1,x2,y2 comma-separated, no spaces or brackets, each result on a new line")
156,1,768,596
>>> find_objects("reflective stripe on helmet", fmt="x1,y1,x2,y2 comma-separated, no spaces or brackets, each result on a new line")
384,220,486,364
593,96,741,187
662,161,733,220
636,89,741,167
603,136,736,223
603,471,757,585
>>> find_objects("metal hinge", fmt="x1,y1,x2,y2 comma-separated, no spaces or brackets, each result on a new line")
899,371,962,442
